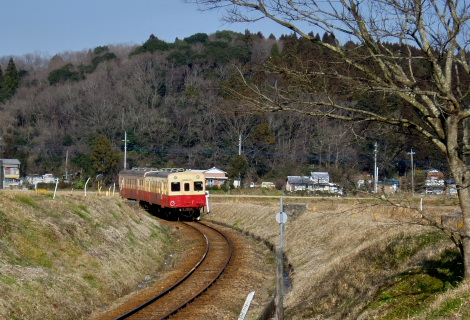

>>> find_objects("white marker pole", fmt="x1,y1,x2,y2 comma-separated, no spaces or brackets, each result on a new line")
238,291,256,320
53,178,59,199
84,177,91,197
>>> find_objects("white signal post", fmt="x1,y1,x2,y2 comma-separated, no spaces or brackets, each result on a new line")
205,191,210,214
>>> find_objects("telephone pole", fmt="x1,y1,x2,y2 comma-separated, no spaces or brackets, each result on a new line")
238,134,242,188
374,142,378,193
65,150,69,181
122,131,129,170
408,149,416,196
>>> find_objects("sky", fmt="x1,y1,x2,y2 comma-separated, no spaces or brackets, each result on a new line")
0,0,294,58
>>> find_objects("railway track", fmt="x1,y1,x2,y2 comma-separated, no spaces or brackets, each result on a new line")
107,221,233,320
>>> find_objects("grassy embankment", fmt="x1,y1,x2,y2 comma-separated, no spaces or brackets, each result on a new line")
0,190,175,320
1,188,469,319
206,195,469,320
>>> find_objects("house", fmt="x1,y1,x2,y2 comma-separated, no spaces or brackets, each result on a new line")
0,159,21,189
285,176,313,192
378,178,400,194
286,172,343,195
202,167,228,188
25,173,57,188
311,172,330,184
425,169,446,195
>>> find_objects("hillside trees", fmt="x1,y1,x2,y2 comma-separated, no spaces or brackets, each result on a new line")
192,0,470,277
0,30,450,193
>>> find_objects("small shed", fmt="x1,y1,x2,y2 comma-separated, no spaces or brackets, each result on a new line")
1,159,21,189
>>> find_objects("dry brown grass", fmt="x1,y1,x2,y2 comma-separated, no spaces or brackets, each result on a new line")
2,191,466,319
0,190,175,320
206,196,466,319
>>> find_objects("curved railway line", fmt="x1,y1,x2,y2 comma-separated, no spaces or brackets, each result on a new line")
95,221,234,320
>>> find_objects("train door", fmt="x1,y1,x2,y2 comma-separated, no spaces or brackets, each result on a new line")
181,179,191,195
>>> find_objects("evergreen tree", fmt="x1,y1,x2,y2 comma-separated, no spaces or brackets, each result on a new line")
229,154,248,180
3,58,19,97
269,43,281,65
0,65,4,88
0,65,4,102
91,135,119,183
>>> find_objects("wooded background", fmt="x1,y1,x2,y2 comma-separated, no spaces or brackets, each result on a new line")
0,31,444,187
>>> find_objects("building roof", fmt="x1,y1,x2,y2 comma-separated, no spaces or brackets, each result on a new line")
311,172,330,182
205,167,227,174
425,169,445,173
287,176,312,184
1,159,20,165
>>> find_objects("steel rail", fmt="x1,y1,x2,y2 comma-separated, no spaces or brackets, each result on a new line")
114,221,233,320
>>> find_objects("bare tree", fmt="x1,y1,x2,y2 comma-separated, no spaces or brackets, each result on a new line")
191,0,470,277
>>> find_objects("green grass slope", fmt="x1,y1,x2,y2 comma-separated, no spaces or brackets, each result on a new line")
0,191,171,320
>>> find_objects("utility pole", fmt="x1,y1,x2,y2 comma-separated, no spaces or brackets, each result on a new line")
374,142,378,193
408,149,416,196
238,134,242,188
65,150,69,181
275,198,287,320
122,131,128,170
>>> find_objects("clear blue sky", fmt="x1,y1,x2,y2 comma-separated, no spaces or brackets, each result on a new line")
1,0,293,57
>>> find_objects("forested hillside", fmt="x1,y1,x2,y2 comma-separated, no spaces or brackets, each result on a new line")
0,30,445,188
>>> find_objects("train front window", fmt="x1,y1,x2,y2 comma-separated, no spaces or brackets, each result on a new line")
194,181,204,191
184,183,190,191
171,182,180,192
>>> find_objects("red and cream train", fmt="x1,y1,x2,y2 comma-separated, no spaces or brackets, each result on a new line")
119,168,207,220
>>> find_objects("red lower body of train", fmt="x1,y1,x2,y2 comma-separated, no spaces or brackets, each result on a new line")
119,169,207,220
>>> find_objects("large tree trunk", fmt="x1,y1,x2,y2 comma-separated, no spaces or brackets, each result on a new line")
448,153,470,277
446,114,470,277
458,177,470,278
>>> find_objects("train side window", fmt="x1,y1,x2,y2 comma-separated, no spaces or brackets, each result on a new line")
171,182,180,192
194,181,204,191
184,183,190,191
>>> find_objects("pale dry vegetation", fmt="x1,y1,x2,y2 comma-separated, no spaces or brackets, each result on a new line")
206,196,469,319
0,190,174,320
1,192,468,319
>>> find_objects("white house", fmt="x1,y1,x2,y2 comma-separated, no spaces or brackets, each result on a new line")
25,173,57,188
286,172,343,195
